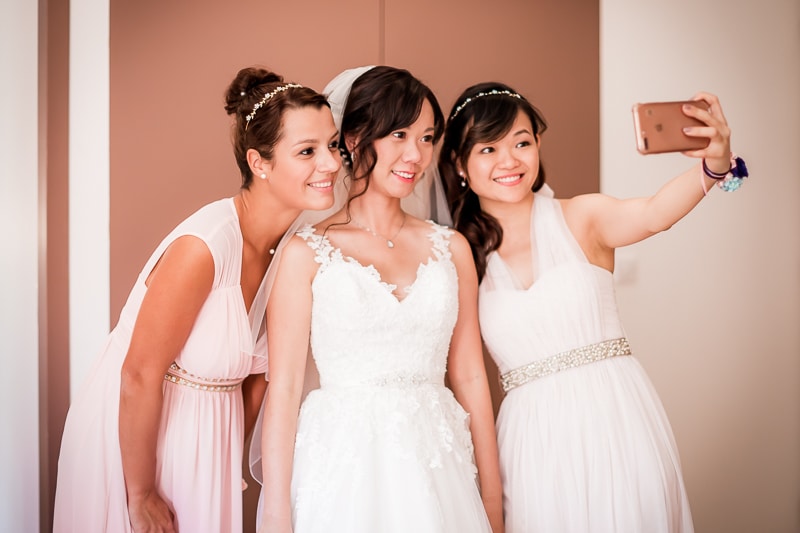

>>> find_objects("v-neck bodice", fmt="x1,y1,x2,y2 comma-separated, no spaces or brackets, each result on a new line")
297,222,458,388
117,198,269,379
479,194,625,376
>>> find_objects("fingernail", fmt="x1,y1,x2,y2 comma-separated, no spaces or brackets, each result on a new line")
683,104,692,111
682,127,692,133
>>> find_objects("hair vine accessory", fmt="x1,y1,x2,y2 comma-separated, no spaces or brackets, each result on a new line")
701,153,749,194
450,89,523,120
244,83,303,130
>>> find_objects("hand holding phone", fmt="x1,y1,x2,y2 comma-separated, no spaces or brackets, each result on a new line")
632,100,711,155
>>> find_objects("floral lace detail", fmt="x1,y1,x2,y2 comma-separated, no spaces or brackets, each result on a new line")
296,224,340,269
290,219,481,529
427,221,453,261
298,221,453,299
294,385,476,525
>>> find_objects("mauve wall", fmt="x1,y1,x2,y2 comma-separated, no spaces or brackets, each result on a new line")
108,0,600,320
108,1,598,530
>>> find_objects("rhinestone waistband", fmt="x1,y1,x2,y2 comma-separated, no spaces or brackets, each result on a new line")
164,363,244,392
500,337,632,392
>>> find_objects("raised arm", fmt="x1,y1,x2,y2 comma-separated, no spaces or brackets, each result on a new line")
565,92,732,261
257,237,317,533
447,232,505,533
119,236,214,532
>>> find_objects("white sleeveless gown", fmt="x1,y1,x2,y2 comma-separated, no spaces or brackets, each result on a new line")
479,194,693,533
271,222,492,533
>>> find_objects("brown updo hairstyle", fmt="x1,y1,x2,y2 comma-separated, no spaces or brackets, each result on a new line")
224,67,331,189
339,66,445,211
439,82,548,280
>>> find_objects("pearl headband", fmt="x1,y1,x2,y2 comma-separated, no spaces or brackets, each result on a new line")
450,89,522,120
245,83,303,130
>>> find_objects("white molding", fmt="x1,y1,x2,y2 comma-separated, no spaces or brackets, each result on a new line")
0,0,40,530
69,0,110,395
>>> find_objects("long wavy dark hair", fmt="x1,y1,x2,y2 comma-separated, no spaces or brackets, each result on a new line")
439,82,548,280
338,66,444,214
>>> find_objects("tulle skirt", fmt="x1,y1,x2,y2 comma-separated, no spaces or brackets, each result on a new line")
497,356,693,533
265,383,492,533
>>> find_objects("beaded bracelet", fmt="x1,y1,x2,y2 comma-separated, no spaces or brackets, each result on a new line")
701,153,749,195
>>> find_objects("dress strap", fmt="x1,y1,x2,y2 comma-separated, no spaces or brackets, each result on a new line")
427,222,453,261
296,224,337,268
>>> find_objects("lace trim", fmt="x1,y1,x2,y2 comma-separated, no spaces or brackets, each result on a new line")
427,222,452,261
297,222,453,299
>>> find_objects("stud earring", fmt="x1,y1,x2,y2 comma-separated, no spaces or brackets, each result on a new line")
260,173,267,180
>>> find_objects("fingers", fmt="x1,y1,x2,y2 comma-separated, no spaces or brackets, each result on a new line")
692,91,729,124
680,92,731,160
129,495,177,533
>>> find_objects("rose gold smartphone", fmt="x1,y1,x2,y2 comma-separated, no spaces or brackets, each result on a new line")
632,100,711,154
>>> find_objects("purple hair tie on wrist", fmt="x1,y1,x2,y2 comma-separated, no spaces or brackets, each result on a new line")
702,154,750,192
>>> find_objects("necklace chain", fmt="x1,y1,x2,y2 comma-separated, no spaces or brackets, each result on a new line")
350,214,407,248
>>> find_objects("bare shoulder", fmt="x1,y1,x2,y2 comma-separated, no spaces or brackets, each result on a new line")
163,234,214,263
560,193,616,226
445,228,472,257
444,229,478,276
275,233,319,276
146,234,214,289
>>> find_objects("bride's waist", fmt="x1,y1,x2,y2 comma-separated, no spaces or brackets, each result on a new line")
317,372,444,390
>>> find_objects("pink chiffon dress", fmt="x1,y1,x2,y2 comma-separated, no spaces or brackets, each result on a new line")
54,198,268,533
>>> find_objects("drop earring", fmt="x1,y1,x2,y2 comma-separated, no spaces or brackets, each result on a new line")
459,171,467,188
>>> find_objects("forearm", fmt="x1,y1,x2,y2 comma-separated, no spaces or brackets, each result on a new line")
119,370,164,502
643,162,715,233
451,376,504,532
258,383,302,526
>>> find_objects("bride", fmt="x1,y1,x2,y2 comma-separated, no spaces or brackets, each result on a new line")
254,66,503,533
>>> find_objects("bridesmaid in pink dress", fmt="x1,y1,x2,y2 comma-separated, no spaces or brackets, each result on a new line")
53,67,341,532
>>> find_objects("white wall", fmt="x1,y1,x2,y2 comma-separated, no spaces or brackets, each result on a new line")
69,0,110,396
0,1,41,531
601,1,800,531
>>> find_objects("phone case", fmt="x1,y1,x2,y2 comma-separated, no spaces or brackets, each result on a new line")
632,100,710,154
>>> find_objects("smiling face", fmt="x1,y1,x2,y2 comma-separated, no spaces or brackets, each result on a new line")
260,105,342,211
460,109,541,209
366,99,436,199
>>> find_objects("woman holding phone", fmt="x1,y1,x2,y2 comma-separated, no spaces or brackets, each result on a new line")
439,82,746,533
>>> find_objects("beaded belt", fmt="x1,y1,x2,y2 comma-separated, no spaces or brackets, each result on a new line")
500,337,631,392
164,362,244,392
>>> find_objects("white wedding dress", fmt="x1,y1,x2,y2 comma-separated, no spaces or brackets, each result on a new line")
479,193,693,533
282,222,492,533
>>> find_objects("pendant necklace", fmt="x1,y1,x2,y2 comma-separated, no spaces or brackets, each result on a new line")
351,214,407,248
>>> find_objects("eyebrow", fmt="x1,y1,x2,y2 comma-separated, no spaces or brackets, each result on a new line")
514,128,533,136
293,138,320,146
